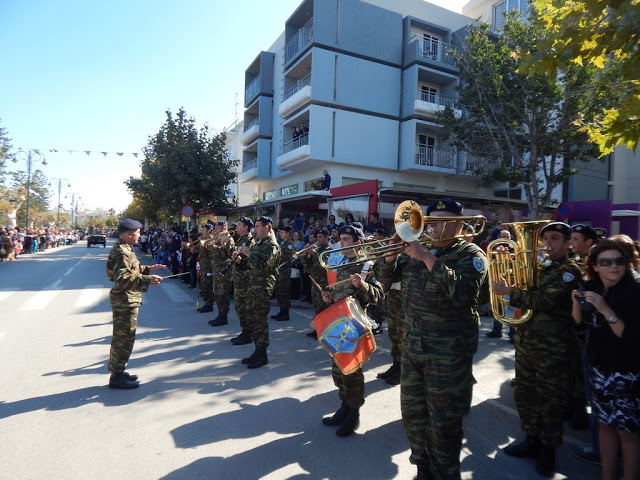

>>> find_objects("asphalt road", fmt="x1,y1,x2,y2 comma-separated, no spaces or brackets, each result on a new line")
0,240,599,480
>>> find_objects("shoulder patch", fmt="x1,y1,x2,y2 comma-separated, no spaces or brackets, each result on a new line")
430,248,438,256
288,244,293,250
562,272,575,283
473,257,485,272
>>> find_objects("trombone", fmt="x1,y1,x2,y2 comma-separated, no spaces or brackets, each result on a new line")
318,200,486,270
293,242,319,258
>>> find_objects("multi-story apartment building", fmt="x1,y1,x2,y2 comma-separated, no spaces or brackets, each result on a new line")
235,0,528,227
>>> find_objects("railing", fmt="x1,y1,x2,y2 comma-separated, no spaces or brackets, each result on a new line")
285,19,313,63
242,159,257,172
415,144,455,168
411,35,457,66
283,131,309,154
244,117,259,132
284,74,311,101
245,74,261,101
417,91,455,108
465,155,499,173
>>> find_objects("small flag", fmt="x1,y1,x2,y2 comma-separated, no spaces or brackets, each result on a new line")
28,188,45,200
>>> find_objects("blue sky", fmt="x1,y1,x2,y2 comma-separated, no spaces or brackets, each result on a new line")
1,0,466,213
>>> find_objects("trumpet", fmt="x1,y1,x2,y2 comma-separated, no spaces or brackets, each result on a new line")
293,242,319,258
220,241,250,276
318,200,486,270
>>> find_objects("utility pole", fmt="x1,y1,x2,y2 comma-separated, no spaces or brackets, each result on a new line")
13,149,47,228
51,178,71,228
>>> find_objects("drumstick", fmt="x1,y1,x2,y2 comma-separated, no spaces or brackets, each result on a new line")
312,272,372,292
161,272,191,279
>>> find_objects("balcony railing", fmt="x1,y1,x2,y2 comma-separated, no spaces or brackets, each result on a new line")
412,36,457,66
417,91,455,108
242,159,257,172
465,156,499,173
283,131,309,154
285,19,313,63
415,144,455,168
284,74,311,101
245,74,261,101
244,117,259,132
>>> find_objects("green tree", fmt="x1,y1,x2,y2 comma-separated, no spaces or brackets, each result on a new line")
522,0,639,154
439,12,620,218
125,107,238,221
12,170,52,227
105,215,119,228
0,120,15,222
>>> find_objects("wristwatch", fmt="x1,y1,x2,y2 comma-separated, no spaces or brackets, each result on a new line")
607,313,620,324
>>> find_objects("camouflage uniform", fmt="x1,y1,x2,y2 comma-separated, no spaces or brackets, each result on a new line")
199,234,215,308
376,240,488,480
232,233,254,332
386,287,404,364
275,238,294,311
105,239,152,373
305,243,331,315
508,256,581,448
211,235,235,315
247,234,281,347
329,254,383,409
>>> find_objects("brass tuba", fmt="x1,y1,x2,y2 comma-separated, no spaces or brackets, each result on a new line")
487,220,550,326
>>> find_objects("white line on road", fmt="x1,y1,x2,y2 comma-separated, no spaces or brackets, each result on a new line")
0,289,20,304
19,288,63,311
63,260,83,277
74,286,107,309
0,332,5,342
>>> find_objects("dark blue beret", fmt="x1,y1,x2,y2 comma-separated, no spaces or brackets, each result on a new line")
593,227,607,238
256,216,273,225
316,228,330,237
338,225,364,240
426,198,463,216
203,222,214,230
238,217,254,228
281,225,293,232
119,218,142,230
216,220,227,226
541,222,571,238
571,224,597,241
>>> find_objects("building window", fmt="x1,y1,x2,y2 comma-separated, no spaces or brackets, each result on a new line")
305,179,322,191
422,33,440,60
342,177,368,186
264,190,277,201
280,184,299,197
493,0,529,31
420,85,438,103
494,188,522,199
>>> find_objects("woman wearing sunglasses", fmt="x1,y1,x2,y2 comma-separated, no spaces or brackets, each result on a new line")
572,238,640,480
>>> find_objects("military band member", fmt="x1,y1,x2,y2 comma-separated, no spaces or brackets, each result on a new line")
320,225,383,437
209,220,235,326
303,228,332,338
239,216,281,369
198,222,216,314
376,199,488,480
272,225,295,321
570,224,598,269
493,222,581,477
106,219,164,389
230,217,255,346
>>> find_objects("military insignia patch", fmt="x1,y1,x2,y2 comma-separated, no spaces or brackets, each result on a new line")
287,244,293,250
430,248,438,255
562,272,575,283
473,257,484,272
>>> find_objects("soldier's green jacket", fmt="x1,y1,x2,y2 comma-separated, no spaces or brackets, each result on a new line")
376,239,488,324
199,234,215,273
231,233,254,280
211,235,235,269
305,243,332,289
249,233,281,283
280,239,295,267
509,255,581,331
331,253,383,308
106,239,151,307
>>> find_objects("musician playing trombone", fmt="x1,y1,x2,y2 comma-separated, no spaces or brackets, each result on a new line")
376,198,488,480
271,225,295,322
302,228,332,338
229,217,255,346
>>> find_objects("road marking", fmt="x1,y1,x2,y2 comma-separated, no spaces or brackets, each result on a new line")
159,282,194,303
20,289,62,311
74,286,107,309
63,260,83,277
0,332,6,342
0,289,20,304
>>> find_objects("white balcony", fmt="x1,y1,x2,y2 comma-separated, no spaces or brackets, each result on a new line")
414,92,462,119
279,84,312,119
413,36,458,66
238,159,258,183
415,144,455,170
277,132,310,170
240,118,259,145
285,19,313,63
245,75,261,103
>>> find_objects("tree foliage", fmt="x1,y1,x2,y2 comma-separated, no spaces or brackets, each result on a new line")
125,108,238,222
12,170,52,227
522,0,639,154
439,11,621,218
0,120,14,221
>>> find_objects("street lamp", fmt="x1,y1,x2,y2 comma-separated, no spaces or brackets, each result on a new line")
66,192,82,229
13,149,47,228
50,178,71,228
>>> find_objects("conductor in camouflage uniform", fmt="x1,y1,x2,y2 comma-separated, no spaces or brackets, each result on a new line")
321,225,383,437
106,219,164,389
230,217,255,346
376,199,488,480
198,222,216,314
209,220,235,326
272,225,295,321
239,216,281,369
493,222,581,477
303,228,332,338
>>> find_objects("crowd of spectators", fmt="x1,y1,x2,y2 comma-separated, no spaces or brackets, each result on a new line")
0,225,80,261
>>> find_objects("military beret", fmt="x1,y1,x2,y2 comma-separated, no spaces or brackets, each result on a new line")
593,227,607,239
203,222,214,230
256,216,273,225
316,228,330,237
426,198,463,216
281,225,293,232
216,220,227,226
373,227,386,236
541,221,571,238
338,225,364,241
571,224,598,242
238,217,254,228
119,218,142,230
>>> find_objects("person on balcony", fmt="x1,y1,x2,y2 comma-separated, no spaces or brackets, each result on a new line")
321,170,331,191
292,127,299,141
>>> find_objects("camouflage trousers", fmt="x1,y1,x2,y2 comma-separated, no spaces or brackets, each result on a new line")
213,269,232,314
233,272,250,331
108,306,139,373
569,333,586,411
201,272,214,307
401,319,478,480
514,326,570,448
246,280,275,348
275,266,291,310
387,290,404,363
331,362,365,409
311,286,328,315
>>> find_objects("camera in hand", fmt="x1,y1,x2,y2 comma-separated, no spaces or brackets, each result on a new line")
576,284,595,313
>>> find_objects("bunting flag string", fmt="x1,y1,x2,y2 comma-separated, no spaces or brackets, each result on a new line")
17,148,142,158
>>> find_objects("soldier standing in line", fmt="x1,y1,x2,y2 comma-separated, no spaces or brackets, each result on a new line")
320,224,383,437
239,216,281,369
303,228,332,338
493,222,581,477
197,222,216,314
272,225,295,321
376,199,488,480
106,219,164,389
209,220,235,326
229,217,255,346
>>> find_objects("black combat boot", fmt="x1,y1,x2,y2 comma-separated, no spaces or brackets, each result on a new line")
503,435,540,458
336,407,360,437
242,347,258,364
231,331,252,346
416,467,431,480
271,310,283,320
210,312,228,326
275,309,290,321
198,305,213,313
109,372,140,389
247,347,268,369
536,447,556,477
306,330,318,339
123,371,138,382
377,360,400,379
322,402,351,426
385,366,401,385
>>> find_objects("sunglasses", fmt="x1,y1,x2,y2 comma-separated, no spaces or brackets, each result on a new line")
597,257,627,267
